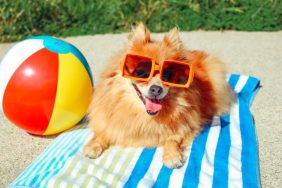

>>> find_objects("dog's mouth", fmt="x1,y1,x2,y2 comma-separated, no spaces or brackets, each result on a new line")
132,83,162,116
144,97,162,115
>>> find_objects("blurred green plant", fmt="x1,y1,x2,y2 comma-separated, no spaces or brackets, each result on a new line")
0,0,281,42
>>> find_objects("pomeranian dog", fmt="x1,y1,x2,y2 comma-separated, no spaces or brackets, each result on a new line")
83,23,232,168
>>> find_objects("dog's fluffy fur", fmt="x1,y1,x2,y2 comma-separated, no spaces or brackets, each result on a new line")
83,23,232,168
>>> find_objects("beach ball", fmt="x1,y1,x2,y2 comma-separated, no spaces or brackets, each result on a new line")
0,36,93,135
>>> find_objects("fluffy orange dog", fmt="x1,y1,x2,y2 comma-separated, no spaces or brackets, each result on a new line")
83,23,232,168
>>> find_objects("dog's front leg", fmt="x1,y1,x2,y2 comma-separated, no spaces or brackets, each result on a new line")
163,135,185,169
83,135,109,159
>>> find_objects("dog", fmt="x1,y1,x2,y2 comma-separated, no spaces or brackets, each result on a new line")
83,23,232,168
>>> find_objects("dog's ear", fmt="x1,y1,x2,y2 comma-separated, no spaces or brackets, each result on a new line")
128,23,151,45
162,27,183,50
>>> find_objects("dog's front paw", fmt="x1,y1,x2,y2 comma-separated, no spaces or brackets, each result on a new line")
163,150,185,169
83,142,103,159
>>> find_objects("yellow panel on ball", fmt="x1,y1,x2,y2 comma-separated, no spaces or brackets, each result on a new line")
44,53,93,135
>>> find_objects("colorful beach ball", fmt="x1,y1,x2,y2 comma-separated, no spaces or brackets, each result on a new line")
0,36,93,135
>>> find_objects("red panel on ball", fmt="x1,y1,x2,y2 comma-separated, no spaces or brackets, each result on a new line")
3,48,59,135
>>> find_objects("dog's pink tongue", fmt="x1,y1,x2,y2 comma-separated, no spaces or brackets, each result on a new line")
145,98,162,112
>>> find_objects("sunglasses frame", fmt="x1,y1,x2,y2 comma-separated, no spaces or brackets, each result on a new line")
120,54,194,88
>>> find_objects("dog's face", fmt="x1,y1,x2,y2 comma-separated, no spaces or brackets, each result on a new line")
132,73,169,116
123,23,189,116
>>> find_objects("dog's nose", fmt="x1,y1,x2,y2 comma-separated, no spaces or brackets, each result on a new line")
149,85,163,97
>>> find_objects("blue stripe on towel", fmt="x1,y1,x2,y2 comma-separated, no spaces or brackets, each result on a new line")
124,148,156,188
239,79,260,188
182,126,211,188
228,74,240,90
240,77,260,106
153,166,173,188
212,115,231,188
211,74,239,187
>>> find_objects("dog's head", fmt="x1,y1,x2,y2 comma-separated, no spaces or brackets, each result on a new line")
122,23,191,116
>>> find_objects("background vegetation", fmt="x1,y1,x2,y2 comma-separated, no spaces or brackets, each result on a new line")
0,0,281,42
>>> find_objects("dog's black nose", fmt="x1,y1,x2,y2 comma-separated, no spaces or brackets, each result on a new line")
149,85,163,97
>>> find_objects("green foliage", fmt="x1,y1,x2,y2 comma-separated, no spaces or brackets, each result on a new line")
0,0,281,42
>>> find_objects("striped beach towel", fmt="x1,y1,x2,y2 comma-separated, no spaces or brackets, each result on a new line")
10,74,261,188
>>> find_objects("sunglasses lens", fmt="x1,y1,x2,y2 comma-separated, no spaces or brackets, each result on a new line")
123,55,152,79
162,61,190,85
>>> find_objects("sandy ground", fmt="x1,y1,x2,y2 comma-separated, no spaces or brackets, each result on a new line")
0,31,281,187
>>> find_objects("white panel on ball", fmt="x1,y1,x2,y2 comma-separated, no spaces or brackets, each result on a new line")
0,39,44,112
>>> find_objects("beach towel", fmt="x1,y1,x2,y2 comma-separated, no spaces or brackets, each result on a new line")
10,74,261,188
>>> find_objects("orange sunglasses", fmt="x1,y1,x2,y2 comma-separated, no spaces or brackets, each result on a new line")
120,54,194,88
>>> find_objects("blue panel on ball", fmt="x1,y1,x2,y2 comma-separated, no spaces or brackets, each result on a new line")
28,36,71,54
44,37,71,54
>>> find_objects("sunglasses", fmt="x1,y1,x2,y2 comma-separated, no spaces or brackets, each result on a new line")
120,54,194,88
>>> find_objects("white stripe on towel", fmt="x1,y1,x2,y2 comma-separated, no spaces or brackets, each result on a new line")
198,116,221,188
228,76,247,188
234,76,248,93
168,149,192,188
